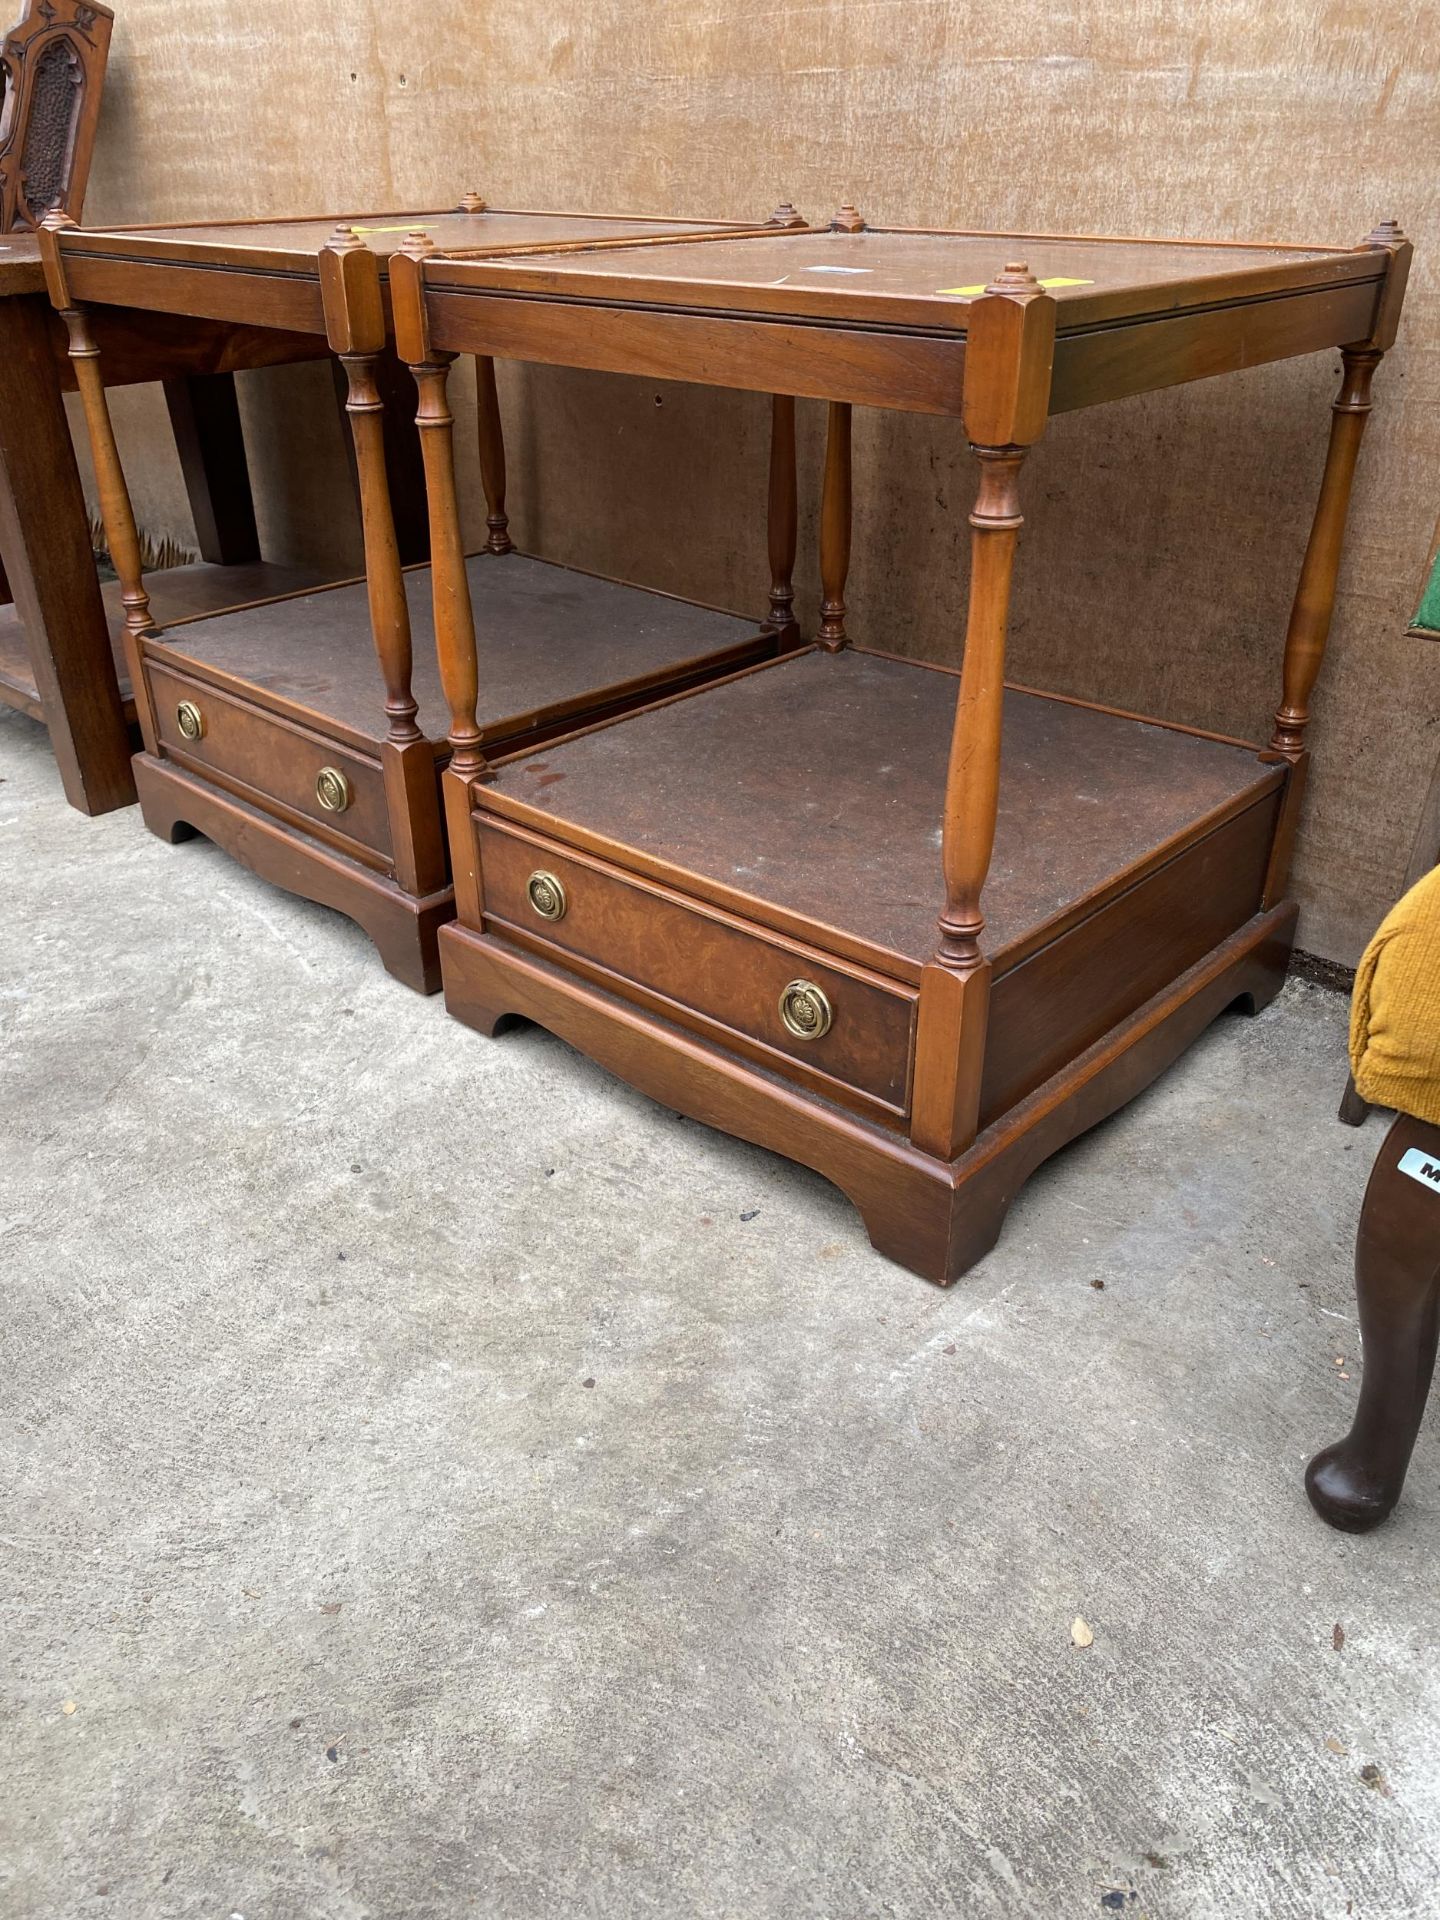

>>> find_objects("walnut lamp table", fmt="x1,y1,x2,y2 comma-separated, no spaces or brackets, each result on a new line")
41,199,808,989
399,213,1410,1281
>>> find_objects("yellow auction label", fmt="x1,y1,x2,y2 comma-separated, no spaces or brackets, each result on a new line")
937,276,1094,297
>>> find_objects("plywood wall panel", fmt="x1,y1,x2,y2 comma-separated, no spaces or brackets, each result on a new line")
71,0,1440,963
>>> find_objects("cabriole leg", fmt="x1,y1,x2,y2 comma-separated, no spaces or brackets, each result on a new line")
1307,1115,1440,1531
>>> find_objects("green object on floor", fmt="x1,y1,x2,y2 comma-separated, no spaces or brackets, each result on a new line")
1414,540,1440,635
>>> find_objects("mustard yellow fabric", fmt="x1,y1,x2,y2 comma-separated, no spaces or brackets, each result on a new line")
1350,863,1440,1124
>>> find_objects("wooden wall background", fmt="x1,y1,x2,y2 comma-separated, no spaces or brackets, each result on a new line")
71,0,1440,964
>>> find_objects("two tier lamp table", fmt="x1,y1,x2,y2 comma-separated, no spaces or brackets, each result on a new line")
391,212,1409,1280
43,197,809,988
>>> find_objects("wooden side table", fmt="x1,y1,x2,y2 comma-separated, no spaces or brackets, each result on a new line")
391,211,1411,1282
5,197,797,814
45,199,810,986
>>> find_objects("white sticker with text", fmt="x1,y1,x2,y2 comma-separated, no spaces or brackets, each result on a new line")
1398,1147,1440,1194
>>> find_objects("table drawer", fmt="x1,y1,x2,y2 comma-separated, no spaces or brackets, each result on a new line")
148,657,392,861
477,818,914,1116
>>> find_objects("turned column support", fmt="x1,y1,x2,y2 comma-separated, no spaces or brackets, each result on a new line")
1268,221,1410,765
474,354,512,554
911,263,1056,1163
933,444,1029,970
37,209,154,644
416,348,486,776
818,400,851,651
1260,221,1410,909
338,345,423,740
320,227,421,747
767,394,797,633
391,233,487,784
1267,345,1381,760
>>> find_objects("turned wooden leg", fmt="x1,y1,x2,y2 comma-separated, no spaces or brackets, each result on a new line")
911,437,1031,1161
767,394,797,634
388,235,488,787
1306,1115,1440,1531
1261,339,1385,906
817,401,851,650
1269,348,1381,764
910,264,1055,1164
329,349,430,567
321,230,450,903
475,355,512,554
40,214,155,652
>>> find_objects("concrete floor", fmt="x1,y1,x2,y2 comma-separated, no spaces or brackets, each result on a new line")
3,701,1438,1920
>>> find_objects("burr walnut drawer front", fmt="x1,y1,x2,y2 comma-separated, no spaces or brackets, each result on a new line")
477,819,915,1115
148,658,392,860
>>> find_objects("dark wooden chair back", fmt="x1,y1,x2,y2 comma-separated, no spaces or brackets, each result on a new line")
0,0,113,232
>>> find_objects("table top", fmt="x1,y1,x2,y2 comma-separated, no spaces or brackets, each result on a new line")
47,211,1402,415
422,223,1388,335
54,204,782,277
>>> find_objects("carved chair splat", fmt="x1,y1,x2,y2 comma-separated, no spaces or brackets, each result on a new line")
0,0,112,232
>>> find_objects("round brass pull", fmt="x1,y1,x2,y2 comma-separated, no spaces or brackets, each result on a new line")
315,766,352,813
526,870,567,922
779,979,832,1041
175,699,205,742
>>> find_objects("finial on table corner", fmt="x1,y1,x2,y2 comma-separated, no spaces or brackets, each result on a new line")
985,261,1044,297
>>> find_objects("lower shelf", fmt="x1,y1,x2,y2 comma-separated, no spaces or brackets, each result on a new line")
124,552,785,994
150,550,781,748
0,558,338,723
443,644,1294,1273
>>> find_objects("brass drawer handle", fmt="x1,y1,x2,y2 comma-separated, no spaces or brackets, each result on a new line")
526,870,567,921
315,766,352,813
779,979,832,1041
175,699,205,742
